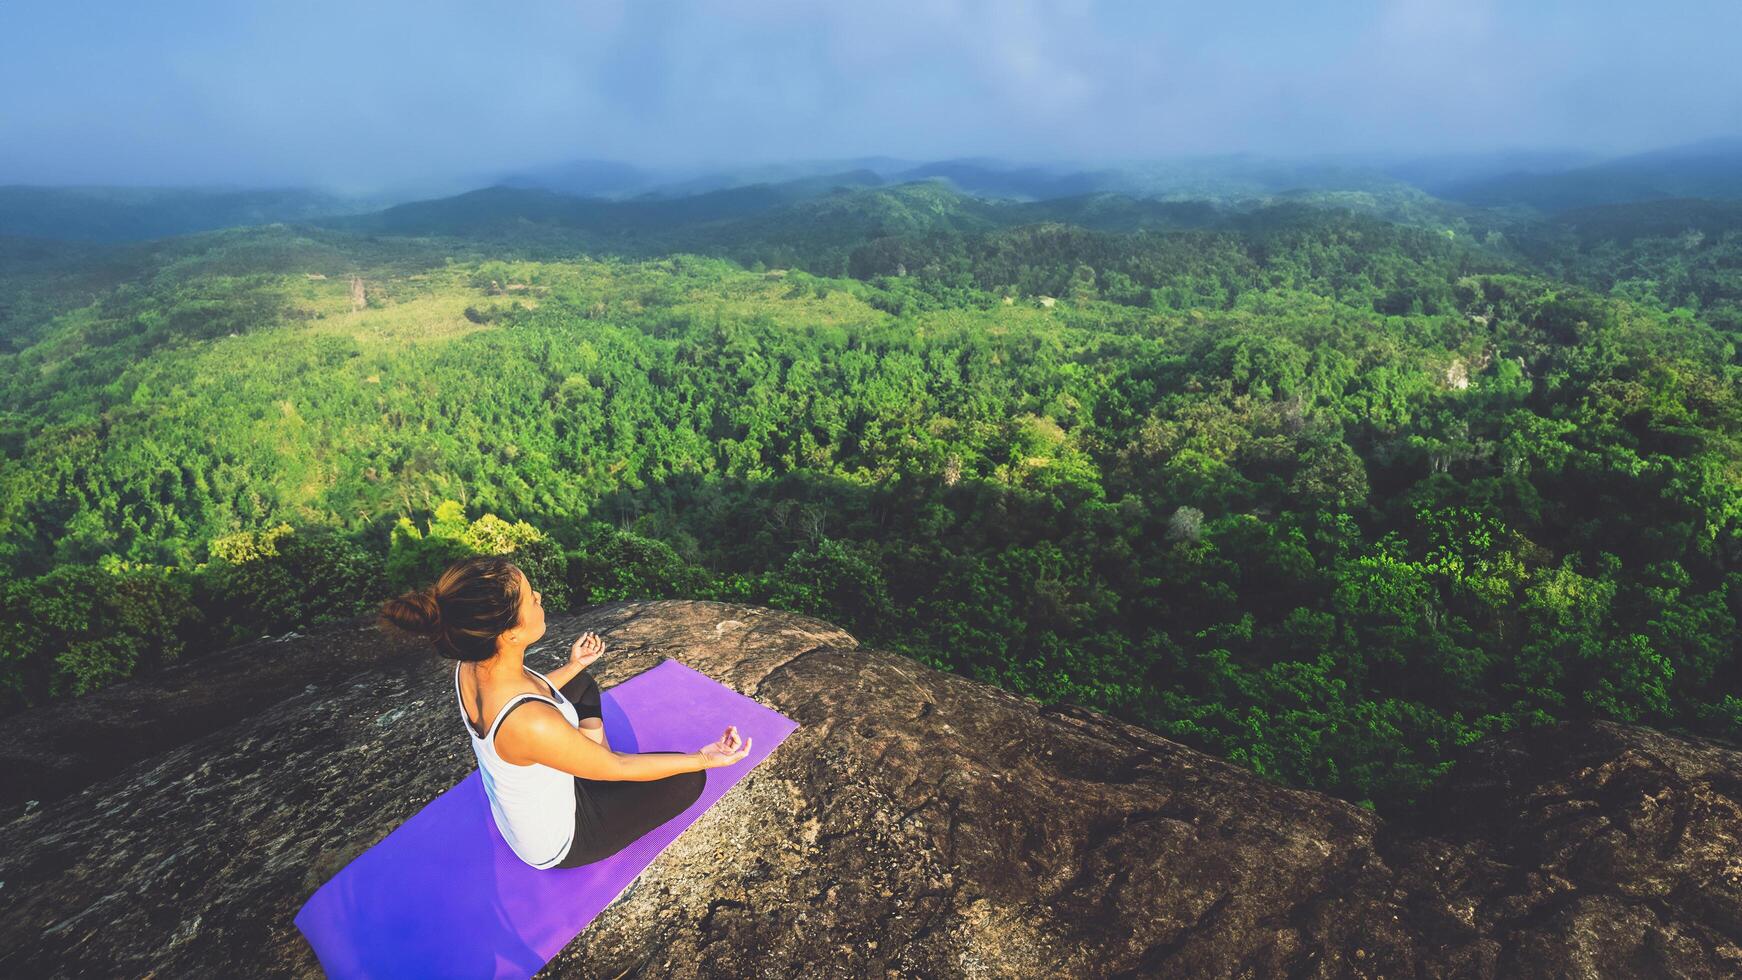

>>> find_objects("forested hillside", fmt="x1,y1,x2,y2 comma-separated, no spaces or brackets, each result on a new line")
1503,198,1742,333
0,185,400,242
2,181,1737,816
1437,138,1742,212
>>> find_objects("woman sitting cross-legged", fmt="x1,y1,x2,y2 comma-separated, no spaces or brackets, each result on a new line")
379,555,752,870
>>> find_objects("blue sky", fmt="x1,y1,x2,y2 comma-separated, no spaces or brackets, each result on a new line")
1,0,1738,190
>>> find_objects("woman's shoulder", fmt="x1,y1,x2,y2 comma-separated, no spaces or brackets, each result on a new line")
492,696,571,765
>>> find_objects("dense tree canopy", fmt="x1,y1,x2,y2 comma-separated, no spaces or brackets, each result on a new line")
2,190,1737,816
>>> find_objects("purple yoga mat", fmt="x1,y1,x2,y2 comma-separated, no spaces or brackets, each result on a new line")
294,657,800,979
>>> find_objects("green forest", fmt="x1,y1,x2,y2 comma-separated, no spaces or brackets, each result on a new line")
2,175,1738,816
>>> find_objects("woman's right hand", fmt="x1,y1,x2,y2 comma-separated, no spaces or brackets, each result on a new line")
697,725,752,769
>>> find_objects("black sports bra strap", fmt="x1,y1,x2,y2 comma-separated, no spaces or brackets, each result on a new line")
492,696,547,738
457,663,568,738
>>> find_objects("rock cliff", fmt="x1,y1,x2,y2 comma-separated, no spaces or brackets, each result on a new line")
1,600,1738,978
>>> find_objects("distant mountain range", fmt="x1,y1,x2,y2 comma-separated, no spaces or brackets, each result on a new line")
490,154,1418,203
314,175,1257,267
0,186,403,243
1433,137,1742,211
3,138,1738,243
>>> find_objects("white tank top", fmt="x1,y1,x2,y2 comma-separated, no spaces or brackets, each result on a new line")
453,662,579,869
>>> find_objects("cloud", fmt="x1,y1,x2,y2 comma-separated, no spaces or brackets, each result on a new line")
0,0,1736,187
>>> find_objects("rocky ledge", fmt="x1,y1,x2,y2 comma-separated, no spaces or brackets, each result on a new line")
0,600,1738,978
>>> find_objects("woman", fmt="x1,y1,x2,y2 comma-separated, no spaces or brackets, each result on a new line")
379,555,752,870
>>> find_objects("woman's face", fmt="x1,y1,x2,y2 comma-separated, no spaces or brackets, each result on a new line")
513,568,547,644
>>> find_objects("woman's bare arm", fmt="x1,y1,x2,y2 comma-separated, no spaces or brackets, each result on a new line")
501,705,701,781
578,717,611,752
543,660,584,691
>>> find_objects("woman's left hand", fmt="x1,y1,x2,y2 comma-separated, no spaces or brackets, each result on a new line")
568,630,605,671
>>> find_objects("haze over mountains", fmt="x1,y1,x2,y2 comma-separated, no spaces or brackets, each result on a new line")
4,138,1740,245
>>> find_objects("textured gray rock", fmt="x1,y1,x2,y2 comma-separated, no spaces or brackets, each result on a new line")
0,617,426,818
0,599,1738,978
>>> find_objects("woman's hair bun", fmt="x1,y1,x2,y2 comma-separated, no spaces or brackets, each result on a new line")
376,556,523,662
379,587,444,637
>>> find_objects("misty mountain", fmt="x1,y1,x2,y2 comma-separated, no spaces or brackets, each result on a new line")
1378,149,1605,195
490,154,1427,206
492,155,1106,203
11,140,1740,247
492,159,663,199
314,175,1238,258
888,159,1123,200
489,157,921,201
623,158,918,200
324,167,1511,281
0,186,402,243
323,169,891,242
1437,137,1742,212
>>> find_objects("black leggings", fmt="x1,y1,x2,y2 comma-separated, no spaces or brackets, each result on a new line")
547,669,706,869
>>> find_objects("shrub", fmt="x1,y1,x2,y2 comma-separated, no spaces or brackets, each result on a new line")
567,520,711,604
761,537,895,633
0,560,200,708
386,500,571,608
198,522,381,647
